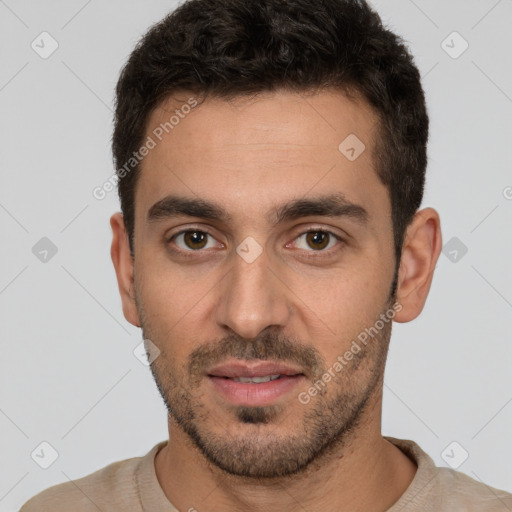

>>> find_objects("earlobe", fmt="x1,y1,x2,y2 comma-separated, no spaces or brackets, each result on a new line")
110,212,142,328
393,207,442,323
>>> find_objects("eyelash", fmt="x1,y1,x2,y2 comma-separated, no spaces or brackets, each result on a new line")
166,226,345,258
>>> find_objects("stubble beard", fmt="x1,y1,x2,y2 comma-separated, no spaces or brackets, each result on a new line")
140,305,392,479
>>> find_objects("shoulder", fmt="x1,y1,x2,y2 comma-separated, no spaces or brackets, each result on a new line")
429,465,512,510
385,436,512,511
19,444,161,512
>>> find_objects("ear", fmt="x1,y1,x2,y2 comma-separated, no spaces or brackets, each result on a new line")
110,212,141,328
393,207,442,323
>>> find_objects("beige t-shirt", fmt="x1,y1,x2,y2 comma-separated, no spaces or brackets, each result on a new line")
20,436,512,511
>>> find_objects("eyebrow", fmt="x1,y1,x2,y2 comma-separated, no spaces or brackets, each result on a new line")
147,193,369,226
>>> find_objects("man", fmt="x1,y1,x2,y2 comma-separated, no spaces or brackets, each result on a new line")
21,0,512,510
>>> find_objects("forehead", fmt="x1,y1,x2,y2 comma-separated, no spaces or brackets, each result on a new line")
135,89,388,227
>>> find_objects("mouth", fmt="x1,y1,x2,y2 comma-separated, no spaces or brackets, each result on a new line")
223,374,284,383
206,360,307,406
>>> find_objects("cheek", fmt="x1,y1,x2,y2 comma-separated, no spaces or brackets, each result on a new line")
134,261,216,361
284,264,390,363
135,251,215,319
296,265,385,323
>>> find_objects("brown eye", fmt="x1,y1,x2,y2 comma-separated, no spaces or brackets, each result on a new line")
305,231,329,250
293,230,342,252
184,231,207,249
172,230,216,251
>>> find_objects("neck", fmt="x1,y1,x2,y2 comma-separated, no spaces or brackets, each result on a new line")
154,389,417,512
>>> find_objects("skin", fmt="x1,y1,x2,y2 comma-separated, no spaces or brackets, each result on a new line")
110,88,442,512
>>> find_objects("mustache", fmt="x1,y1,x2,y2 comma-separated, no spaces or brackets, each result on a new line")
188,328,325,381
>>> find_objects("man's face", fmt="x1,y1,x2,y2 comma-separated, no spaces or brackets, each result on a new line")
131,89,398,478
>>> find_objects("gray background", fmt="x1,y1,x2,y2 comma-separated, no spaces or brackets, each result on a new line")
1,0,511,509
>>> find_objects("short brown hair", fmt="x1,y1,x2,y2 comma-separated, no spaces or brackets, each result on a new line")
112,0,428,297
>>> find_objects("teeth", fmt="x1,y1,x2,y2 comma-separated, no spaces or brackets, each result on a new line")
232,374,281,383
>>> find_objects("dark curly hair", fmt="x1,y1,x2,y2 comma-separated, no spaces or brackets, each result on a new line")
112,0,428,297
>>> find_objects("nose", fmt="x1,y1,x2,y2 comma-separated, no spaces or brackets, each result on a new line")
214,245,291,340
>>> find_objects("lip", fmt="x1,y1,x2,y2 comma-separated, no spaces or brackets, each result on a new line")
207,360,306,407
207,360,305,379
